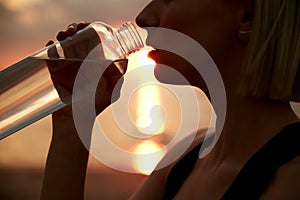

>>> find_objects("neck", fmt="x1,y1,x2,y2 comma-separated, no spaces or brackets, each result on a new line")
209,81,299,168
203,46,299,167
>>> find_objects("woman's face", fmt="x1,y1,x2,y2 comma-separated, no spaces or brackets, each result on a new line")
136,0,247,89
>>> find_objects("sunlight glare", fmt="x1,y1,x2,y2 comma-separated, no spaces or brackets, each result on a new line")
134,140,166,175
130,49,166,135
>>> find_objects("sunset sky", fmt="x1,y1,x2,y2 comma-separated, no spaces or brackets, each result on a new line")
0,0,148,69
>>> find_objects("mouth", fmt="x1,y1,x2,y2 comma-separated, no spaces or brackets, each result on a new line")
147,49,161,63
147,49,208,93
147,49,192,85
147,49,180,69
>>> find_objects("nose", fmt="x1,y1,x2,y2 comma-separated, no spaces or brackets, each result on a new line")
135,2,160,28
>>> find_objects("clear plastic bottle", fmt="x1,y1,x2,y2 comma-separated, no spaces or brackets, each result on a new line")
0,22,145,139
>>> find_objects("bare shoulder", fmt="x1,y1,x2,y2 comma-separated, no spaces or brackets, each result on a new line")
261,156,300,200
129,129,207,200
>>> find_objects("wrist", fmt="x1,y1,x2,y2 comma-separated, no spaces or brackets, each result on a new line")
51,105,79,143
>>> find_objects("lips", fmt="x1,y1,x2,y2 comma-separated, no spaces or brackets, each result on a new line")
146,49,208,92
147,49,161,63
147,49,176,66
147,49,191,85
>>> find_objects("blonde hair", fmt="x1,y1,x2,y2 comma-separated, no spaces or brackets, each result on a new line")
239,0,300,101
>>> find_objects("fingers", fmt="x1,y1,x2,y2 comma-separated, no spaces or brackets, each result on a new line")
57,22,90,41
56,31,68,41
65,23,78,35
46,40,54,46
95,63,125,114
48,45,60,59
77,22,89,30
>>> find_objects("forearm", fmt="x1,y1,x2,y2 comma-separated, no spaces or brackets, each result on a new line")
41,109,90,200
40,21,124,199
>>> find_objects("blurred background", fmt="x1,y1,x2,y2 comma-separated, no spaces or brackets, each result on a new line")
0,0,151,199
1,0,300,199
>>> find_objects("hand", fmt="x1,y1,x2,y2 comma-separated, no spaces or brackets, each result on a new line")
46,22,126,115
42,22,128,200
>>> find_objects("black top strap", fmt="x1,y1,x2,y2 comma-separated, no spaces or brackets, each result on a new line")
221,122,300,199
163,122,300,200
162,143,202,200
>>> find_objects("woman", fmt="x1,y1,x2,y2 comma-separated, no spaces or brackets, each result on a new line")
41,0,300,199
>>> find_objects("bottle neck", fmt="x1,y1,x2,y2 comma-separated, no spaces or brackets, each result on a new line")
114,22,144,55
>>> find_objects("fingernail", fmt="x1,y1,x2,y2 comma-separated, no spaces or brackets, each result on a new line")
57,31,66,41
46,40,54,46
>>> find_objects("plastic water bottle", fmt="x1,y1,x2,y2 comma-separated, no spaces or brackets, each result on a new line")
0,22,145,139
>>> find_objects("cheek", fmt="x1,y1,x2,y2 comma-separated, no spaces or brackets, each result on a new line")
160,4,198,33
160,2,238,64
160,3,220,47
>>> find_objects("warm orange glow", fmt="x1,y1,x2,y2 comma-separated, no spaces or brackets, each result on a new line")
136,49,156,69
125,49,167,175
136,84,166,135
128,49,166,135
133,140,166,175
2,0,40,11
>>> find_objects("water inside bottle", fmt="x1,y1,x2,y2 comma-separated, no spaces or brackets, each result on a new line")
0,56,128,139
